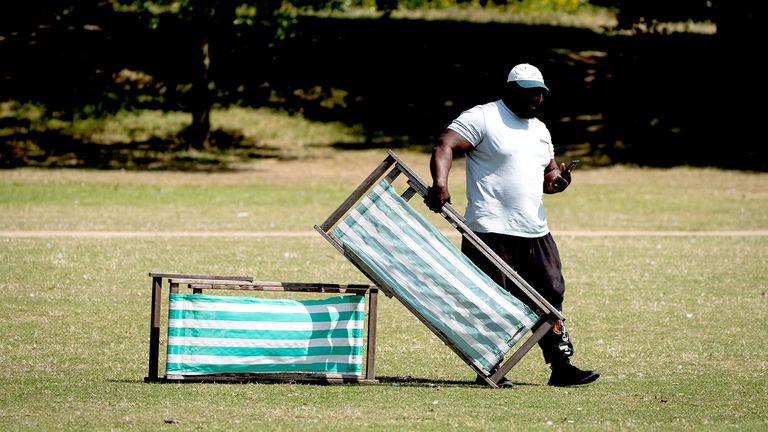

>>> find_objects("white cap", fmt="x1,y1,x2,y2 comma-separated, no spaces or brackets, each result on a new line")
507,63,549,91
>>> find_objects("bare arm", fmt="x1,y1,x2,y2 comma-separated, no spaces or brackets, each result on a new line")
424,129,474,212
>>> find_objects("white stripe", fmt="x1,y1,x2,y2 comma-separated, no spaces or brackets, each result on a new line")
167,336,362,348
360,185,532,336
341,220,497,367
169,299,364,314
168,354,362,365
335,188,381,237
369,186,533,334
375,184,537,330
168,319,363,330
349,201,512,352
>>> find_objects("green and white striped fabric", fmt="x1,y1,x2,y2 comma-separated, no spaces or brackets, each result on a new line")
166,293,365,375
332,180,538,374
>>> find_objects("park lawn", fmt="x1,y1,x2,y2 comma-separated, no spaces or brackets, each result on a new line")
0,149,767,431
1,150,765,233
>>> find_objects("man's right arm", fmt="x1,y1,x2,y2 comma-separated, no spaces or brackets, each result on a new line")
425,129,474,213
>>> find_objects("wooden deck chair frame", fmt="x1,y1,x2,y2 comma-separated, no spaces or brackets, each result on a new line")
145,272,379,384
315,150,564,388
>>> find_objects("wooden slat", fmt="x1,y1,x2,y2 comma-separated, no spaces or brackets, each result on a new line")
491,318,556,385
187,284,375,294
315,224,345,255
176,279,376,294
251,281,375,291
169,278,256,286
317,154,396,232
384,165,402,183
401,186,417,201
164,372,377,384
145,276,163,382
149,272,253,281
365,289,379,380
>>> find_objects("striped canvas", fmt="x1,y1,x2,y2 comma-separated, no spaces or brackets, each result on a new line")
332,180,539,374
166,293,365,375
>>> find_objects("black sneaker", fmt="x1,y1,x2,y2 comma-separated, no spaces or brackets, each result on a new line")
474,374,513,388
547,361,600,387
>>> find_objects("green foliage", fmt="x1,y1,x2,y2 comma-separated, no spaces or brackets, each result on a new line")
114,0,343,36
344,0,596,13
587,0,717,32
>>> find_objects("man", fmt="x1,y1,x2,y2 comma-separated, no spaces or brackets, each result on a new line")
424,63,599,387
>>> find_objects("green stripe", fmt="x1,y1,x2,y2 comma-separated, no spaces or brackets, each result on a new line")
168,309,364,322
335,185,492,362
167,327,363,340
169,293,364,307
167,345,362,357
166,293,366,375
166,362,362,374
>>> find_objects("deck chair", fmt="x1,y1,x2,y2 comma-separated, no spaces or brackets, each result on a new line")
315,150,564,388
145,273,379,384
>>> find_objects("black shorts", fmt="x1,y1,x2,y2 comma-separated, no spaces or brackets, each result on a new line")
461,232,574,363
461,232,566,311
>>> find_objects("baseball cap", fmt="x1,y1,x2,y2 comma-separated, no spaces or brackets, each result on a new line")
507,63,549,91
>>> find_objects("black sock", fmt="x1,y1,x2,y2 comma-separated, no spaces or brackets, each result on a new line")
550,358,571,370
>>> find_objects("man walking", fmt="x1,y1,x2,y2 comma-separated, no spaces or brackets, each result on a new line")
425,63,599,387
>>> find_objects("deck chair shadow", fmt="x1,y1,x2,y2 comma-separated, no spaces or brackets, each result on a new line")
315,150,564,388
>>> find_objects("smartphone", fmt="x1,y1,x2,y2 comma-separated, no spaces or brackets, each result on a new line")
565,160,580,172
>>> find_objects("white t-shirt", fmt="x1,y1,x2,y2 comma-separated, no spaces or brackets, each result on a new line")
447,100,554,238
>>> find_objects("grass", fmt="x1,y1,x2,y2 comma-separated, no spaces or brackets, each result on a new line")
1,150,767,430
307,4,619,31
0,103,367,169
1,154,765,232
302,0,716,35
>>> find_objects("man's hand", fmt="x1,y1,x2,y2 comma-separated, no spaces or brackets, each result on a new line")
552,162,571,192
425,184,451,213
544,162,573,194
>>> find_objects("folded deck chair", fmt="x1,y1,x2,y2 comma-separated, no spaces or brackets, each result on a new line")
145,273,379,384
315,150,564,388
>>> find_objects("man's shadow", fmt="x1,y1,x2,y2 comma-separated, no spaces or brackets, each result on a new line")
375,375,539,387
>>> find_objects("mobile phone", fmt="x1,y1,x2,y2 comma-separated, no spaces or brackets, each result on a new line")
565,160,580,172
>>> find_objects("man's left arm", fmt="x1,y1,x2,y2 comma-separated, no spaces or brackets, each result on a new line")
543,159,572,194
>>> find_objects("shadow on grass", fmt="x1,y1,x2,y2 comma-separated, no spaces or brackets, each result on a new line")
376,375,540,388
112,376,540,387
0,127,291,171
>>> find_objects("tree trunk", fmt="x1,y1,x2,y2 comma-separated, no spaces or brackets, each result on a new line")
187,0,213,150
188,34,212,150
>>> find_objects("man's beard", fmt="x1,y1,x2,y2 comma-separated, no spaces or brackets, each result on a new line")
517,105,539,119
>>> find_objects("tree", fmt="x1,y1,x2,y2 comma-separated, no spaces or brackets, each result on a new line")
587,0,716,32
580,0,765,168
120,0,347,149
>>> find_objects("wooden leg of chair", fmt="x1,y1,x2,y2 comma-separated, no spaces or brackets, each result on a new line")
491,318,555,384
365,290,378,381
146,276,163,382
